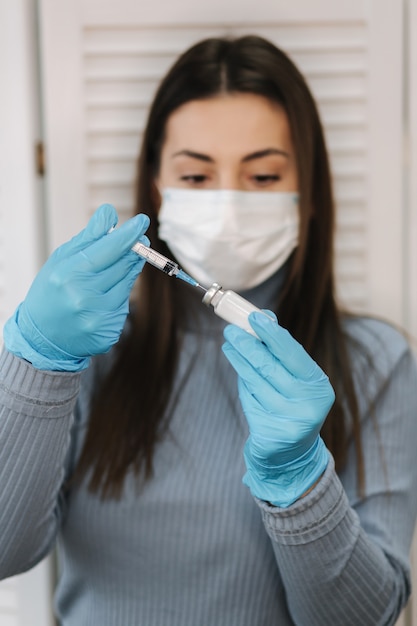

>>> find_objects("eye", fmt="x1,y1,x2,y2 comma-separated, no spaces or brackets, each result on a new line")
180,174,208,184
252,174,281,184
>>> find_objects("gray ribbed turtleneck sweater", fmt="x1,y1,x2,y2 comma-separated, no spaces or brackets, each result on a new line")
0,268,417,626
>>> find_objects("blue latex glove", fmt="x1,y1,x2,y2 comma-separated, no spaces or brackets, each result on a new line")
222,311,335,508
3,204,149,371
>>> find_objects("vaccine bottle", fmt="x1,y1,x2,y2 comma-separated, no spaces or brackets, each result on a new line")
202,283,273,337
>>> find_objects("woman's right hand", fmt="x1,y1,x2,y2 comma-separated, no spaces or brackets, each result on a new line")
3,204,150,371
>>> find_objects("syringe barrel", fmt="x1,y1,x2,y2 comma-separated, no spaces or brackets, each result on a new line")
202,283,270,337
132,242,178,275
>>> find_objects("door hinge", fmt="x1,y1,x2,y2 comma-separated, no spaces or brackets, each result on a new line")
35,141,45,176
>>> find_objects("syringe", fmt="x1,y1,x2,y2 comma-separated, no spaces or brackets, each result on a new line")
132,241,206,291
132,241,271,339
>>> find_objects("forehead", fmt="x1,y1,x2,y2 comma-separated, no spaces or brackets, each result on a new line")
163,93,293,157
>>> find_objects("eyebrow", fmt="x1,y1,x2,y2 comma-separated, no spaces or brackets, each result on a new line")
171,148,290,163
242,148,290,162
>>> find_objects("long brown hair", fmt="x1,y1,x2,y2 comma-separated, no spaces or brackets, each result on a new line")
75,35,364,498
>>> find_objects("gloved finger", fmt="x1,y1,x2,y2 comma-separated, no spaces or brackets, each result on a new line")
96,253,147,293
49,250,145,321
237,378,311,449
238,379,281,440
237,377,329,470
67,258,145,299
223,335,332,411
76,213,150,272
69,235,149,293
51,204,119,262
222,341,293,412
82,204,119,241
248,311,324,382
263,309,278,322
223,321,325,395
83,263,144,312
223,327,298,396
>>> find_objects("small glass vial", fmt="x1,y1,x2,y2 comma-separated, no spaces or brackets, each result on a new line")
202,283,267,337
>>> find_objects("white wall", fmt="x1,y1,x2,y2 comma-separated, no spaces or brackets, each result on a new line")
408,0,417,343
0,0,45,323
0,1,54,625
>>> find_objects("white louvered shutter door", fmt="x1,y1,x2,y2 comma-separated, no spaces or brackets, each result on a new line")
38,0,407,325
0,1,55,624
0,0,41,330
37,1,411,625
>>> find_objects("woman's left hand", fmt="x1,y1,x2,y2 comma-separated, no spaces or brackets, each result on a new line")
222,311,335,507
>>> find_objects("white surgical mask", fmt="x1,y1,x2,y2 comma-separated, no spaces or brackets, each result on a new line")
158,188,299,291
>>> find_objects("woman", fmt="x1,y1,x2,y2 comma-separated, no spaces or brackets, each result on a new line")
1,35,417,626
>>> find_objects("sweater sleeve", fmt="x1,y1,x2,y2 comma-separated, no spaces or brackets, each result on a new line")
0,348,81,579
255,324,417,626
